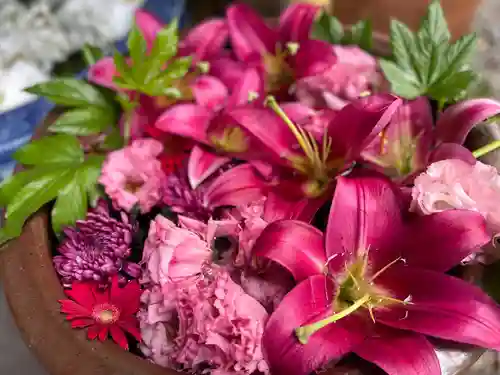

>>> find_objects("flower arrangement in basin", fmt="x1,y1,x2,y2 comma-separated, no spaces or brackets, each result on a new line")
2,1,500,375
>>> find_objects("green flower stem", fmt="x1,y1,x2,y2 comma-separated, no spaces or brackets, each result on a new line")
123,93,140,145
472,140,500,159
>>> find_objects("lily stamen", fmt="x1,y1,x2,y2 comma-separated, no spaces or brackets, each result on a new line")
295,294,371,344
370,256,402,281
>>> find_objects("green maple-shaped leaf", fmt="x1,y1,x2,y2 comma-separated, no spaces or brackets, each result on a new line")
381,0,478,102
0,135,105,245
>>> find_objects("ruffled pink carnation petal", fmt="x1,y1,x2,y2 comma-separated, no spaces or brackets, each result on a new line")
142,215,212,286
139,269,270,374
99,139,165,213
412,158,500,262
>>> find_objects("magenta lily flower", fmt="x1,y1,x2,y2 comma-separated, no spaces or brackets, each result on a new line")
155,67,264,146
204,94,401,198
253,173,498,375
87,10,230,140
363,97,500,181
226,3,336,95
162,145,265,220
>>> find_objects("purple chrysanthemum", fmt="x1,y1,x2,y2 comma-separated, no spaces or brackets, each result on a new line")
53,201,141,286
162,169,213,221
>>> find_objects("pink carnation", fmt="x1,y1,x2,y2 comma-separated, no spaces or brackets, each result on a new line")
295,45,380,110
412,158,500,235
99,139,165,213
142,215,212,286
139,269,270,375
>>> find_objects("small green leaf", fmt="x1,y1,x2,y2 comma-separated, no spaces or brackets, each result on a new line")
163,56,192,79
113,51,133,84
152,19,179,62
389,20,425,81
82,44,103,66
379,59,423,98
25,79,108,107
115,93,137,111
102,128,125,150
420,0,450,45
127,22,147,67
428,69,477,100
13,135,84,166
438,34,477,82
311,11,343,44
3,169,74,240
343,19,372,51
80,155,105,206
0,167,60,206
51,171,87,233
48,106,114,135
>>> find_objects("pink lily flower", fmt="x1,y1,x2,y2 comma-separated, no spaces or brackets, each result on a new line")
254,173,497,375
155,67,264,147
363,97,500,181
88,10,230,140
226,3,336,96
204,94,401,198
162,145,265,221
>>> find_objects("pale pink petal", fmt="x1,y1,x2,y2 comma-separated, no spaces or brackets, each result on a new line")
435,98,500,144
134,9,163,50
203,164,265,208
226,3,278,61
88,57,118,90
187,145,230,189
279,3,320,43
263,275,366,375
377,266,500,351
326,175,405,273
400,209,489,272
179,19,228,62
354,328,441,375
155,104,212,144
254,220,326,281
191,75,229,111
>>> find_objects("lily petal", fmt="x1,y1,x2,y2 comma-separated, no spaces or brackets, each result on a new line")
354,328,441,375
291,39,337,78
155,104,212,144
279,3,320,43
224,106,301,165
191,75,229,111
377,266,500,351
179,19,229,63
400,209,489,272
226,3,278,61
263,192,322,223
281,102,316,124
263,275,366,375
326,175,405,273
203,164,265,208
209,57,247,90
327,94,402,162
88,57,118,90
187,146,230,189
254,220,326,281
226,68,264,109
134,9,163,50
435,98,500,144
429,143,477,165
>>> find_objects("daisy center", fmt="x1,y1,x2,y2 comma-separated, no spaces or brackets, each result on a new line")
92,303,120,325
295,254,410,344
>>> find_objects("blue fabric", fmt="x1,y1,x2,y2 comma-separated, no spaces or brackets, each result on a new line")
0,0,187,182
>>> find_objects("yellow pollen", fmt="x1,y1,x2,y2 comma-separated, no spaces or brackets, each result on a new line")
265,96,333,189
210,127,248,153
99,310,115,323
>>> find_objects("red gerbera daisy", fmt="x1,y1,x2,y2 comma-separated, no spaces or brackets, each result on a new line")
58,276,142,350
